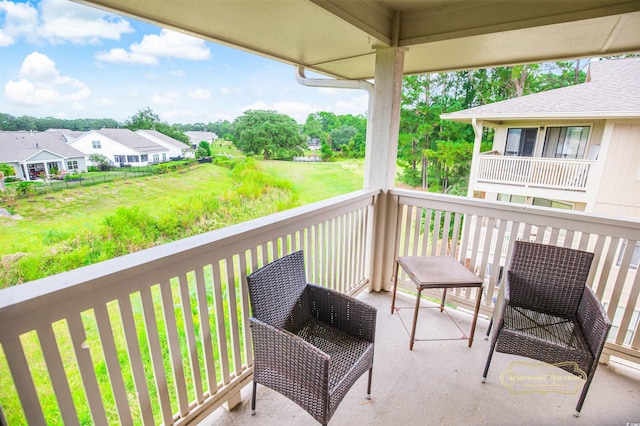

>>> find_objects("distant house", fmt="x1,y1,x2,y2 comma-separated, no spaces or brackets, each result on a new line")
0,131,88,181
185,131,218,148
135,129,193,159
441,57,640,219
44,128,85,143
308,137,321,151
71,128,168,167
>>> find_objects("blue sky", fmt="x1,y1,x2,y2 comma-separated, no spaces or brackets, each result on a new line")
0,0,369,124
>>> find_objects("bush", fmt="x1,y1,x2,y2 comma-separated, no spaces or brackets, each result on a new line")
87,166,100,172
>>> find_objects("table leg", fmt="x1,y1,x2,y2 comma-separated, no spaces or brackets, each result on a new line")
409,288,422,350
440,288,447,312
468,286,483,347
390,260,400,314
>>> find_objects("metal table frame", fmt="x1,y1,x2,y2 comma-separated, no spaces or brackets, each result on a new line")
391,256,484,350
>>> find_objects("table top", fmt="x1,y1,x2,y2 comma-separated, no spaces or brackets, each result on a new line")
397,256,483,289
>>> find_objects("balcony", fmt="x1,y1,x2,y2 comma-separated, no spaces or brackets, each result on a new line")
474,155,597,202
1,188,639,424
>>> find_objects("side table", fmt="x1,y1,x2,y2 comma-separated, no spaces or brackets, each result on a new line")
391,256,483,349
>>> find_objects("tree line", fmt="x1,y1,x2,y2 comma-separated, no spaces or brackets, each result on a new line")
4,58,621,193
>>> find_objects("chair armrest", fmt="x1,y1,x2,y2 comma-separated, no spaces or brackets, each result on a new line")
307,284,377,342
250,317,330,401
577,287,611,358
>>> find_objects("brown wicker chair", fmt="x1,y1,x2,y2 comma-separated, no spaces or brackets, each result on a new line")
482,241,611,416
246,250,376,425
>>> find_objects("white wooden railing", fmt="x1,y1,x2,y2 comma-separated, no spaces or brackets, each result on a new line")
0,189,378,425
477,155,596,191
389,189,640,365
2,188,639,424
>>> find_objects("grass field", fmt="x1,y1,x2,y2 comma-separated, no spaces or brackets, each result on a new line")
0,158,364,287
0,157,365,424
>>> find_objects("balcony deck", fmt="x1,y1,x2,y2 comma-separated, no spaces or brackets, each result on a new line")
204,290,640,425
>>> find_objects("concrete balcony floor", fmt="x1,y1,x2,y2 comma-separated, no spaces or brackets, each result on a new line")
203,291,640,425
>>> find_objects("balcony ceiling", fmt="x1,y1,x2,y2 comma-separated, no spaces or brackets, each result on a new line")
75,0,640,79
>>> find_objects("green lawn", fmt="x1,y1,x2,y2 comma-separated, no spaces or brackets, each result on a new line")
261,159,364,204
0,159,364,286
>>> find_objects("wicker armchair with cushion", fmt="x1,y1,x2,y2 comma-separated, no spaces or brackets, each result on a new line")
482,241,611,417
246,250,376,425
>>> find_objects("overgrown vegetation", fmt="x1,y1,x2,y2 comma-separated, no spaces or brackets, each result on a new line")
0,158,365,287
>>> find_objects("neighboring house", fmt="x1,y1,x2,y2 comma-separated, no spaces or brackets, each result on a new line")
135,129,193,160
442,58,640,318
185,131,218,148
71,128,169,167
308,137,321,150
441,58,640,220
44,128,85,143
0,131,88,181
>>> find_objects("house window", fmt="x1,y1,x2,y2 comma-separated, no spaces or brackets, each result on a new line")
497,194,526,204
92,141,101,149
162,153,167,161
114,155,125,163
542,126,590,159
532,198,572,210
141,154,148,162
126,155,139,162
616,240,640,270
153,154,160,163
505,128,537,157
67,160,79,170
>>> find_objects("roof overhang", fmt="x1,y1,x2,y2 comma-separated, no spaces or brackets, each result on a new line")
73,0,640,80
441,112,640,125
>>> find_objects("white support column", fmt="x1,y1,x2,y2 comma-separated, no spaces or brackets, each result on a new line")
467,118,483,198
365,46,404,292
364,47,404,191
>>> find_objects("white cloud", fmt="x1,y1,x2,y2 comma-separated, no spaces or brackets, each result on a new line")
4,52,91,107
0,0,38,46
38,0,133,44
96,47,158,65
96,29,210,65
0,0,133,46
151,91,181,105
188,88,211,100
170,70,186,77
220,86,242,94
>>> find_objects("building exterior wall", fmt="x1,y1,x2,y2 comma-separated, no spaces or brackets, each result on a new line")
594,122,640,218
71,131,164,167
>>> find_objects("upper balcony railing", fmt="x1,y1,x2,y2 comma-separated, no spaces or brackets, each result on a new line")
476,154,596,192
1,188,639,425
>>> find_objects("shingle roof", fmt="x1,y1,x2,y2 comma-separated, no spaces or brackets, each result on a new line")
441,58,640,123
94,128,168,153
136,129,188,149
185,131,217,144
0,131,87,162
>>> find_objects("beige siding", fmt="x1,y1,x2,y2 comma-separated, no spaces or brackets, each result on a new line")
594,123,640,217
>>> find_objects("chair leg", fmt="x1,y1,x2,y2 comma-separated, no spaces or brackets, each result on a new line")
482,337,498,382
251,381,257,415
574,368,597,417
367,367,373,400
485,316,493,339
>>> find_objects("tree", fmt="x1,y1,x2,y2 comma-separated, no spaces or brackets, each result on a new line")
330,126,359,150
195,141,212,158
0,163,16,177
124,107,190,144
232,110,305,160
88,153,111,170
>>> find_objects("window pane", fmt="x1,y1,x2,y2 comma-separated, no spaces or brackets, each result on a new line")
543,126,589,159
